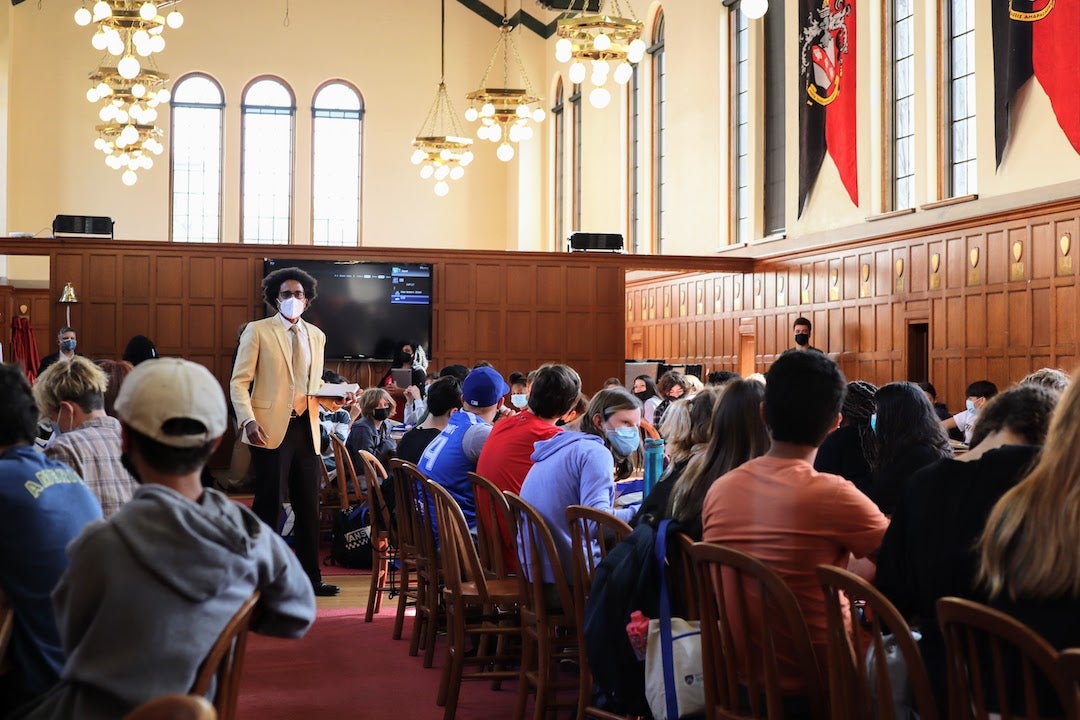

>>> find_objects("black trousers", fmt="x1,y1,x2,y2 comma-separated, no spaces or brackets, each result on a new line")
250,414,322,585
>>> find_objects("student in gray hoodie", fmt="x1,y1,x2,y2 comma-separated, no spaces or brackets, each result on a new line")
519,387,641,585
17,359,316,720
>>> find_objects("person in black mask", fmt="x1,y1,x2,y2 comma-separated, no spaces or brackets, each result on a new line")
346,387,397,470
632,374,662,425
793,316,819,352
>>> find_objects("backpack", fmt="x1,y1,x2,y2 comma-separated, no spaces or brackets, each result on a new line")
326,504,372,569
584,521,663,717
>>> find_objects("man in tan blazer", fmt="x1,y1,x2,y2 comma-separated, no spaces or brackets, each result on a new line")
230,266,339,596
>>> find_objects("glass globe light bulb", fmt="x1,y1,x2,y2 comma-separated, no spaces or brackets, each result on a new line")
116,110,129,124
481,102,495,117
150,35,165,53
593,59,610,76
132,83,147,98
92,0,111,21
555,38,573,63
151,141,164,155
628,38,647,63
122,170,138,186
156,88,170,103
142,156,154,169
107,38,125,56
589,86,611,109
742,0,769,19
516,104,530,118
105,155,119,169
593,33,611,51
97,82,112,96
461,151,474,166
94,138,107,151
508,124,522,143
420,165,435,179
133,30,150,46
434,180,450,197
98,106,112,121
86,88,100,103
489,124,502,143
569,62,586,85
118,55,141,79
74,6,93,25
439,148,452,161
91,32,109,50
450,166,465,180
614,62,634,85
521,125,534,141
139,2,157,21
166,10,184,28
591,72,608,87
496,142,514,162
411,149,426,165
144,107,158,123
464,107,478,122
532,108,546,123
135,40,152,57
476,125,489,141
434,165,450,180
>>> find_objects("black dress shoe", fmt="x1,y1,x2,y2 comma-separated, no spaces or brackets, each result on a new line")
313,582,340,597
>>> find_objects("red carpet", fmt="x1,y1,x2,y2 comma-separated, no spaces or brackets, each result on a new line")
237,608,520,720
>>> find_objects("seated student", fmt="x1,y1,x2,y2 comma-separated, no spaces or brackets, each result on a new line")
346,387,397,471
476,364,581,567
631,374,662,425
17,359,316,720
975,374,1080,715
555,391,589,431
706,370,741,386
1019,367,1070,394
419,367,508,529
395,376,462,465
652,371,690,429
0,365,102,715
876,383,1058,712
317,391,353,474
814,380,877,495
942,379,998,445
506,371,529,412
702,350,888,697
520,388,641,584
33,356,138,518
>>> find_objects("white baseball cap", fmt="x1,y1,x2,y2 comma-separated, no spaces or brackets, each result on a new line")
114,358,227,448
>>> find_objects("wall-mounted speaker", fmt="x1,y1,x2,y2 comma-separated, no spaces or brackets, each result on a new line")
53,215,114,238
569,232,624,252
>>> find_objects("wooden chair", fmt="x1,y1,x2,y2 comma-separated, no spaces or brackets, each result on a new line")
354,449,398,622
388,458,420,642
1056,649,1080,720
937,596,1073,720
395,459,442,667
469,471,517,578
690,542,828,720
816,564,938,720
506,492,581,720
124,695,217,720
428,480,521,720
328,434,365,509
566,505,634,720
190,592,260,720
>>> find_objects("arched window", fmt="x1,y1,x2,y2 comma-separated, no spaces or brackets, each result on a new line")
570,83,582,231
312,81,364,246
946,0,976,196
241,77,295,244
170,74,224,243
628,63,641,252
891,0,915,209
552,78,565,249
649,11,666,253
731,7,749,243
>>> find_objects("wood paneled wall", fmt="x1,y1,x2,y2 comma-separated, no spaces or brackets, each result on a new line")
627,200,1080,409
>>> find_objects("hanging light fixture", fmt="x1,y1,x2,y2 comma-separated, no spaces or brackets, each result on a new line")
464,4,546,163
410,0,473,196
74,0,183,185
553,0,645,109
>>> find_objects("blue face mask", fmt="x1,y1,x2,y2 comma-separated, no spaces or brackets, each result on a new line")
60,338,76,353
511,393,528,409
965,399,977,413
605,426,641,457
869,414,877,433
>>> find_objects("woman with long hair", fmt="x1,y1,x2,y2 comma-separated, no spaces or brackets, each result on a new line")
814,380,877,495
520,387,642,582
867,381,951,514
632,374,662,425
977,373,1080,655
665,380,769,540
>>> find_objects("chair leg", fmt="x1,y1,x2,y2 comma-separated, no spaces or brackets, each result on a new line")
533,629,552,720
576,659,589,720
393,560,411,640
513,629,536,720
365,553,385,622
409,573,427,657
422,587,440,669
438,597,465,715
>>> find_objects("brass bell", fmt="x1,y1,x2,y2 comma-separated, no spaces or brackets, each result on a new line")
58,282,78,303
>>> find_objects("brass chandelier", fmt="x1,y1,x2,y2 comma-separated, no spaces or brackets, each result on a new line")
463,5,545,163
554,0,645,109
410,0,474,196
74,1,184,185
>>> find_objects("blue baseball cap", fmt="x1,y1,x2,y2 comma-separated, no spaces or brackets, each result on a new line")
462,367,510,408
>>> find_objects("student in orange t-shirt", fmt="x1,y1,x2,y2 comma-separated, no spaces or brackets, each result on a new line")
701,349,889,700
476,364,582,570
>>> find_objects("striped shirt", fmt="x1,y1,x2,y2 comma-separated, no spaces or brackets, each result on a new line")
45,415,137,518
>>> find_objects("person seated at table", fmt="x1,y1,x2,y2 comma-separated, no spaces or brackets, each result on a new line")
876,383,1058,712
555,391,589,431
346,388,397,473
317,378,354,474
975,373,1080,715
653,371,690,429
520,387,641,584
942,379,998,445
395,376,462,466
814,380,877,495
631,374,662,426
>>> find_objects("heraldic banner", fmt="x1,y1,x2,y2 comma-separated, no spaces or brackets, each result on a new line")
993,0,1079,165
798,0,858,216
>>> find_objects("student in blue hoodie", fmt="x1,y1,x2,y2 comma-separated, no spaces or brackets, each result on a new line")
520,387,641,584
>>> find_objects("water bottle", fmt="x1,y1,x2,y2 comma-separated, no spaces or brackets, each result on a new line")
626,610,650,661
643,437,665,497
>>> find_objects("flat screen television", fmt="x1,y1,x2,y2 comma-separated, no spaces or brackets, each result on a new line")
263,259,433,361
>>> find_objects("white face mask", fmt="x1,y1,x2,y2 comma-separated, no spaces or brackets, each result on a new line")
279,297,305,320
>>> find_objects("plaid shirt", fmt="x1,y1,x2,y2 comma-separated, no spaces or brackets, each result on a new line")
45,415,137,518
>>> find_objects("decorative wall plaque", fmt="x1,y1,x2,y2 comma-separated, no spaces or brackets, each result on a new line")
733,281,743,311
859,263,872,298
1010,240,1025,281
894,258,905,293
1060,233,1073,275
776,275,786,307
829,268,840,300
753,279,762,309
930,253,941,289
968,247,980,285
801,273,810,304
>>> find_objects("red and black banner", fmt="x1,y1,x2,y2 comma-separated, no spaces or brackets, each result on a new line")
993,0,1080,164
798,0,858,216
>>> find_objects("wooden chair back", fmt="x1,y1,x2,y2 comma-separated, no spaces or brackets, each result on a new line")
356,449,394,547
388,459,418,560
505,493,575,624
690,542,827,720
937,596,1073,720
428,480,494,604
816,564,938,720
190,592,260,720
565,505,632,612
329,435,364,509
670,531,701,621
469,471,516,578
1057,649,1080,720
393,459,442,665
123,695,217,720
